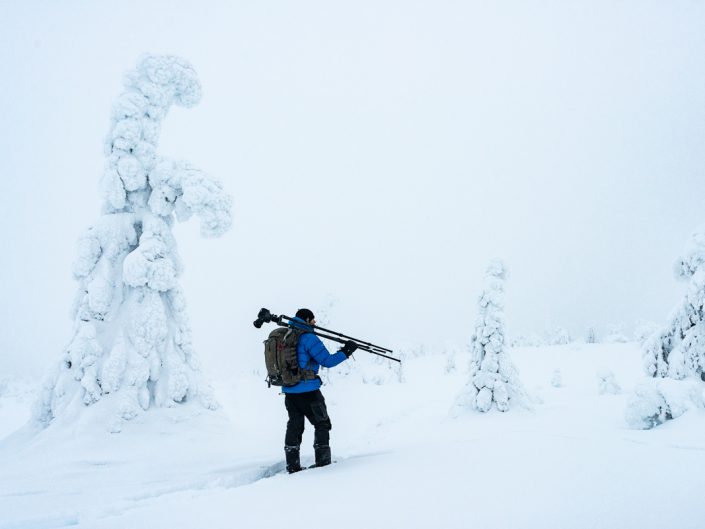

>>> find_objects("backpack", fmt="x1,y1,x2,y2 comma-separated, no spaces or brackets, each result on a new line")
263,327,317,387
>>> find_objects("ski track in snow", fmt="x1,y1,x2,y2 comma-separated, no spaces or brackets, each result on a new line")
0,460,282,528
0,453,387,528
0,466,261,528
120,461,293,504
0,515,80,529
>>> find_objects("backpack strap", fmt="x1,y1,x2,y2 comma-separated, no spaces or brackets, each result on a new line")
289,328,317,381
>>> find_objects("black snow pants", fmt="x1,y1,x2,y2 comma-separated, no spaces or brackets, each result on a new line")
284,389,332,448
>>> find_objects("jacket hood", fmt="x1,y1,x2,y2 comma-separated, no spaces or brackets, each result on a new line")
289,316,314,332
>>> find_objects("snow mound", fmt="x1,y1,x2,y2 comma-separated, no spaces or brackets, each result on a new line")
625,378,703,429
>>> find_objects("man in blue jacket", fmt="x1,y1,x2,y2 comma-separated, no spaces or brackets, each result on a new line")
284,308,357,473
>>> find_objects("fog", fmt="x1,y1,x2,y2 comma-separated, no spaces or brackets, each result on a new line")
1,0,704,375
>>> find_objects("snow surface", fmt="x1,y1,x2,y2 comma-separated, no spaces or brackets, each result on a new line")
2,343,705,529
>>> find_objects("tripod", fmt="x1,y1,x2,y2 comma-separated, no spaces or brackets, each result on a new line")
253,308,400,363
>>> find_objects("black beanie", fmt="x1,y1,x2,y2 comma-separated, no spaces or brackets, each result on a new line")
295,308,315,322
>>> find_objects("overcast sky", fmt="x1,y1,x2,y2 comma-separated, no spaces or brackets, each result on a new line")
1,0,705,374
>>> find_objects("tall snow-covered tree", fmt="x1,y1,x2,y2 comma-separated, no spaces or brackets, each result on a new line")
35,55,232,429
643,226,705,381
454,260,526,413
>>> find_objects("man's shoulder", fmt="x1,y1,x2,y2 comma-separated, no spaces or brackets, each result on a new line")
298,331,321,347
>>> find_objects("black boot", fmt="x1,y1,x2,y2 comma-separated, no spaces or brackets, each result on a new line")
285,445,302,473
313,444,332,468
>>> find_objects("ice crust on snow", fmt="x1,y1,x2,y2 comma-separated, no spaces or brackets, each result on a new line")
36,55,230,431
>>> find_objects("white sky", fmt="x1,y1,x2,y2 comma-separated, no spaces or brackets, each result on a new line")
1,0,705,374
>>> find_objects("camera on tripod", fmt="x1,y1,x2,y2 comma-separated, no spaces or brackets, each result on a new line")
253,308,276,328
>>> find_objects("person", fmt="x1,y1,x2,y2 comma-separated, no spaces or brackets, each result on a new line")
283,308,357,473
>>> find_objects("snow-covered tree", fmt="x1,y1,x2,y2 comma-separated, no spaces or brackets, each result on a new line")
643,226,705,381
525,333,545,347
315,294,339,328
550,369,562,388
445,351,456,374
597,369,621,395
35,55,231,430
443,340,459,374
509,334,525,348
453,260,526,413
633,320,659,346
625,378,700,429
397,352,407,383
510,333,545,347
585,327,598,344
605,324,629,343
549,327,572,345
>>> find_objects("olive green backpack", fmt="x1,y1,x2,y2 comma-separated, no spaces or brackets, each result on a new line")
263,327,317,387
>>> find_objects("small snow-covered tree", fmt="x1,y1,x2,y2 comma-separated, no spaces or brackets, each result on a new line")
397,352,407,383
454,260,526,413
605,324,629,343
597,369,621,395
445,351,456,374
633,320,659,346
550,369,562,388
509,334,525,347
643,226,705,381
315,294,339,328
443,340,459,374
585,327,598,344
35,55,231,429
625,378,700,429
549,327,572,345
526,333,544,347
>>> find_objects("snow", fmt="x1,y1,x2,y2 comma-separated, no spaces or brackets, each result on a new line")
2,342,705,529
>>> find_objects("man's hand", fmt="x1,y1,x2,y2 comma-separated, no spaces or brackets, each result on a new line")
341,340,358,357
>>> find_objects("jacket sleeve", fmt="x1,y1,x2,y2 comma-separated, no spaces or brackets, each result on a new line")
305,334,347,368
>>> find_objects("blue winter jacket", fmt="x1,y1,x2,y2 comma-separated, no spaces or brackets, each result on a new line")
282,317,348,393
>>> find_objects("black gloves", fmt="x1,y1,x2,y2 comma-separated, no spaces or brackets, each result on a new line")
341,340,358,357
